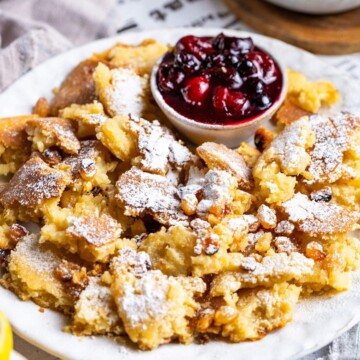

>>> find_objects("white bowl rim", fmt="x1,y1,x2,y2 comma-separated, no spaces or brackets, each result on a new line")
150,41,288,131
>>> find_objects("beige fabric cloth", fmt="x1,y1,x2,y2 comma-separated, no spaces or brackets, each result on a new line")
0,0,116,90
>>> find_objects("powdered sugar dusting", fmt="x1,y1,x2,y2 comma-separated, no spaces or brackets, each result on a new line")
246,230,265,251
130,118,193,175
112,247,151,278
11,234,62,279
271,117,313,175
66,214,122,246
282,193,359,235
236,252,314,288
190,218,219,255
63,140,104,178
274,236,298,254
0,157,69,208
179,166,205,198
306,113,360,184
106,68,148,118
75,277,120,329
240,257,257,271
28,117,80,154
195,170,236,218
111,248,171,327
243,214,260,232
257,204,277,229
275,220,295,235
196,142,253,190
87,114,107,126
116,167,188,226
119,270,170,327
227,216,249,234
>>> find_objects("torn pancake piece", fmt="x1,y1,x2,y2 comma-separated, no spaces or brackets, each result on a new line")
94,63,148,118
26,117,80,155
0,115,36,175
102,39,168,76
110,247,205,350
116,167,188,226
306,113,360,185
220,282,301,342
5,234,74,312
253,117,315,204
210,252,314,297
49,59,100,116
63,140,117,192
66,214,122,263
71,277,124,335
0,157,70,220
281,193,360,236
96,115,138,162
130,117,194,175
196,142,253,190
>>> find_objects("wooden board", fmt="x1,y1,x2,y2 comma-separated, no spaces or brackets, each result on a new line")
224,0,360,55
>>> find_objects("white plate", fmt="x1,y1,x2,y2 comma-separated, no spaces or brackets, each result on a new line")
0,28,360,360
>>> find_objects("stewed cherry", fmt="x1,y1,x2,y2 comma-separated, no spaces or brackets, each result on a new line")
213,33,254,56
156,33,283,125
245,52,278,84
175,35,213,61
213,67,243,89
212,87,248,114
181,76,210,106
158,63,185,92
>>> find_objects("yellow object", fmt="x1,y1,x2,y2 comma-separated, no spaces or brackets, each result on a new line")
0,310,13,360
287,70,340,112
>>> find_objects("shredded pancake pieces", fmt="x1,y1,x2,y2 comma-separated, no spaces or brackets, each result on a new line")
0,39,359,353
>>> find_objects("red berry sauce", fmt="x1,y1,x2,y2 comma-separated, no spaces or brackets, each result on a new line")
156,33,283,125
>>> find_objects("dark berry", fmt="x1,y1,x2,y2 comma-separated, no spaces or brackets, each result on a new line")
227,54,241,66
228,37,254,55
175,51,202,72
205,53,226,69
158,63,185,92
214,67,243,90
254,94,271,110
243,78,265,95
246,52,277,83
213,33,254,55
238,59,258,78
175,35,212,61
213,33,227,51
181,76,211,106
212,86,247,114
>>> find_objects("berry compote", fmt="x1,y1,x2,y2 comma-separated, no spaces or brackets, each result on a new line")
156,33,283,125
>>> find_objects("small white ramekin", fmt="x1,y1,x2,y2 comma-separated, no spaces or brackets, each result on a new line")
150,48,287,148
